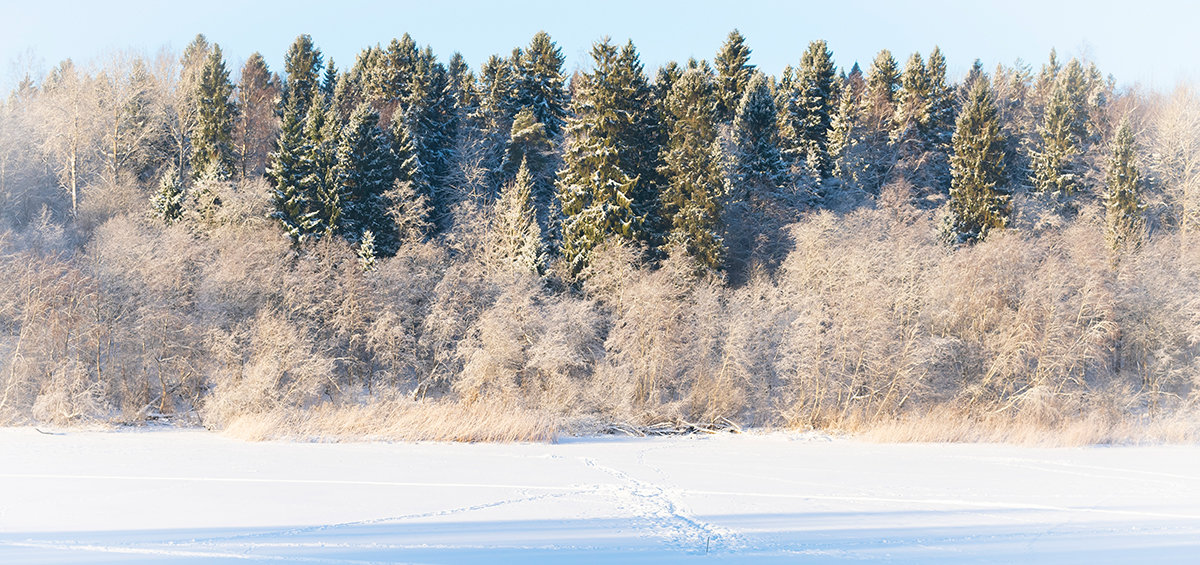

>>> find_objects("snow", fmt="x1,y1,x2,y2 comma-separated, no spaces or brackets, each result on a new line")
2,428,1200,563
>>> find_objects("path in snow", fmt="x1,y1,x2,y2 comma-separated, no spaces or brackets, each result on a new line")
2,428,1200,563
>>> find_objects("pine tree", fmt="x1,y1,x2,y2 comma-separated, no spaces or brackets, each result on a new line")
282,34,323,119
557,39,646,275
333,104,399,252
490,157,544,274
1104,119,1143,251
731,71,788,192
515,31,568,138
661,68,727,269
190,44,237,179
948,78,1009,244
714,29,755,123
151,164,185,223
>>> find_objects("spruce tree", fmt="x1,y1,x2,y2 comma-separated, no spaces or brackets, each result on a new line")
614,40,667,227
515,31,569,138
893,52,931,144
1032,59,1088,197
790,40,837,178
268,106,319,243
713,29,755,123
731,71,788,192
863,49,901,128
556,39,645,275
234,53,279,179
387,115,434,243
190,45,237,179
357,229,377,272
301,95,341,235
321,59,337,101
827,75,857,179
662,68,727,269
447,51,479,116
501,107,553,182
926,46,955,149
333,104,399,252
404,47,458,201
490,157,544,274
948,78,1009,244
282,34,323,119
151,164,185,223
1104,119,1143,251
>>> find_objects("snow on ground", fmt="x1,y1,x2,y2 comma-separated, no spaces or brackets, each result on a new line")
1,428,1200,563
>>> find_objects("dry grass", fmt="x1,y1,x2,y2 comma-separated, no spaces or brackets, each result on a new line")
220,399,559,443
856,406,1200,446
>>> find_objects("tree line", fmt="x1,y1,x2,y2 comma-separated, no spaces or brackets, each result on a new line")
0,29,1196,439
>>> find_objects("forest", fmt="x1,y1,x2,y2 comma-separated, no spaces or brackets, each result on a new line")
0,29,1198,442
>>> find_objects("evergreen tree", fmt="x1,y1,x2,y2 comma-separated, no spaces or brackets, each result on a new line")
927,46,955,149
1104,119,1144,251
501,107,553,181
713,29,755,123
333,104,399,252
1035,48,1061,102
300,95,341,235
404,47,458,202
731,71,788,192
151,164,185,223
789,40,837,178
515,31,569,138
321,58,337,101
893,52,931,144
490,157,545,274
447,51,479,116
357,229,377,272
387,114,434,243
282,34,323,119
827,75,857,179
661,68,727,269
863,49,901,129
267,106,319,243
190,44,237,179
654,61,683,108
556,39,646,274
1031,59,1088,197
948,78,1009,244
613,40,667,224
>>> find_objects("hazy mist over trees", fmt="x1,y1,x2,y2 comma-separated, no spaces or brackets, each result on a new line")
1,29,1199,441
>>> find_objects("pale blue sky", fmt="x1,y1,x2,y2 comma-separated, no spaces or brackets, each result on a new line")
2,0,1196,91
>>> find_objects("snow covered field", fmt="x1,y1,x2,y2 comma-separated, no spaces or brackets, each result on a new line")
2,428,1200,563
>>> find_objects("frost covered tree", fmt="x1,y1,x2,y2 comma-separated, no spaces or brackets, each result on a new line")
1032,58,1088,197
388,114,433,243
268,104,318,243
403,46,458,204
557,39,650,274
282,35,323,120
780,40,837,178
731,72,787,192
947,78,1009,244
893,52,931,145
927,46,955,149
1105,119,1144,251
514,31,568,138
490,157,544,274
501,107,552,182
300,95,341,235
321,59,337,102
333,104,398,252
714,29,755,123
234,53,280,180
151,164,185,223
662,68,727,269
190,44,236,180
